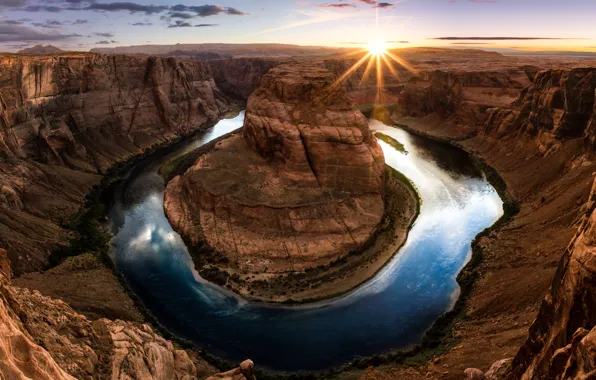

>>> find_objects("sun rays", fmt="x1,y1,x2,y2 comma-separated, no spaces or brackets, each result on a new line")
328,41,417,113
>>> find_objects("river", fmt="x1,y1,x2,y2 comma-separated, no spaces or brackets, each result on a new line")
108,112,503,371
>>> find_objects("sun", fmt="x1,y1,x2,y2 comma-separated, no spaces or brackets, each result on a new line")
367,40,387,56
328,38,417,108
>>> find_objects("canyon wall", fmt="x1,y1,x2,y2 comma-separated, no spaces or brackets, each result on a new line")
0,53,231,275
489,68,596,380
208,57,280,100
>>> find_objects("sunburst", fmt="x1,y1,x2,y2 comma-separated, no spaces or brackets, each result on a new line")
328,40,417,117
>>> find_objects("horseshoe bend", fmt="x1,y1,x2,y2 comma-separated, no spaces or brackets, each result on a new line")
163,62,418,302
0,42,596,379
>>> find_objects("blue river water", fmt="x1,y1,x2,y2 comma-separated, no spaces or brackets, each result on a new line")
108,112,503,371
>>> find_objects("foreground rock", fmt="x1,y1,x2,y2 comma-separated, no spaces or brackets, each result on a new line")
0,249,263,379
163,62,416,302
0,53,231,275
507,178,596,379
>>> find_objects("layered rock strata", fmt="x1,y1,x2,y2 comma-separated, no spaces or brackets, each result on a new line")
0,53,230,274
485,68,596,154
165,62,388,300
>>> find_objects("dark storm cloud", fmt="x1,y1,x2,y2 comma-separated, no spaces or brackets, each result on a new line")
0,22,79,41
433,37,579,40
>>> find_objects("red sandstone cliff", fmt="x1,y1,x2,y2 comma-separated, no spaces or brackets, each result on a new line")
0,53,231,274
164,62,388,301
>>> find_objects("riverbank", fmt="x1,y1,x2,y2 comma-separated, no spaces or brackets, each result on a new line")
346,111,595,379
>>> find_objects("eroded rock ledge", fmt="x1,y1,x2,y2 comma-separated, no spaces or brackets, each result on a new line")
165,62,417,302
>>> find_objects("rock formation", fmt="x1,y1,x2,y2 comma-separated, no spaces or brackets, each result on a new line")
17,45,64,54
209,58,280,100
485,68,596,154
165,62,387,300
0,53,231,275
505,176,596,379
0,251,225,379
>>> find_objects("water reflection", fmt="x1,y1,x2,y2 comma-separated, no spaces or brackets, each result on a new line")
108,114,503,371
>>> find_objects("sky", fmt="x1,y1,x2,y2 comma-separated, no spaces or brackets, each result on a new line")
0,0,595,52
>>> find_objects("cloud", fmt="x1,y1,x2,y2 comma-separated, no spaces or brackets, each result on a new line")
225,7,244,15
3,18,32,25
16,1,246,18
166,11,194,19
131,22,152,26
168,20,192,28
94,32,114,37
0,0,27,7
31,20,63,28
355,0,377,4
432,36,583,40
169,4,245,17
0,22,79,41
317,3,356,8
85,2,168,14
195,23,218,27
23,5,64,12
71,19,89,24
374,2,394,8
95,39,118,44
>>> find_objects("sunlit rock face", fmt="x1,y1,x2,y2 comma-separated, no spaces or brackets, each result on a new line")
165,62,385,290
243,63,385,193
0,53,230,275
485,68,596,154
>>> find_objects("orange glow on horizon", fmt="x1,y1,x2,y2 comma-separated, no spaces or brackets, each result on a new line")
328,40,418,109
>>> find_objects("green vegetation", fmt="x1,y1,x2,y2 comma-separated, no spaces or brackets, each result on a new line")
375,132,407,154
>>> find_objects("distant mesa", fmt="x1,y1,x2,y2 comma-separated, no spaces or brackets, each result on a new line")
17,45,64,54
